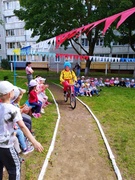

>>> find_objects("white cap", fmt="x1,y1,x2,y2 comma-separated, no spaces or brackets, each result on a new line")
29,79,37,87
39,77,46,82
36,77,46,82
0,81,14,96
11,86,26,103
81,83,85,87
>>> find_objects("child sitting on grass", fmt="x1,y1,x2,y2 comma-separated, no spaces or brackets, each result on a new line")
28,79,42,118
11,86,33,133
35,76,50,110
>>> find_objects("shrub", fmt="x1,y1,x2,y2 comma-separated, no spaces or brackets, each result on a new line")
1,59,10,70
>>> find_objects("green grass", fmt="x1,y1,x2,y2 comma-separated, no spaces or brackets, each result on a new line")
1,70,58,179
79,87,135,179
1,70,135,179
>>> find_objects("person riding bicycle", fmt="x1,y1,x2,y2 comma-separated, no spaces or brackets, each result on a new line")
60,61,77,95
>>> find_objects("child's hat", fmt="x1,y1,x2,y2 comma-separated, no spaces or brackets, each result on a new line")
0,81,14,96
64,61,71,68
11,86,20,103
39,77,46,82
29,79,37,87
11,86,26,103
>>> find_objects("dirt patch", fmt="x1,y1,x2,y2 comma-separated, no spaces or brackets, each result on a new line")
45,83,116,180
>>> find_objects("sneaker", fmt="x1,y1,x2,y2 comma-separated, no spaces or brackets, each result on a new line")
32,113,38,118
22,146,34,155
41,108,45,114
26,139,32,148
37,113,42,117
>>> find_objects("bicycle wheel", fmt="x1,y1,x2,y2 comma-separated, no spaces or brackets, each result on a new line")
70,94,76,109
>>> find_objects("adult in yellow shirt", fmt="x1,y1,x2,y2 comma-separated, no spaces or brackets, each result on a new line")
60,61,77,94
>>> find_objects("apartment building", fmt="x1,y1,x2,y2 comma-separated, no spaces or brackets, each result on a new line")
0,0,38,62
81,36,135,59
0,0,6,61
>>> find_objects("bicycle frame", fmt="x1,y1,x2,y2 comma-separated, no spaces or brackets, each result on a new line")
64,84,76,109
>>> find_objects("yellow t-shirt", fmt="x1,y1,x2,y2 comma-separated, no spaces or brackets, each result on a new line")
60,70,77,85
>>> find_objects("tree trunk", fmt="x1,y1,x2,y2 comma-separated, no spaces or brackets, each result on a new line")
85,58,92,75
84,28,99,76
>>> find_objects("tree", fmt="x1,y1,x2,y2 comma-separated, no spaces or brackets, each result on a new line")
14,0,134,75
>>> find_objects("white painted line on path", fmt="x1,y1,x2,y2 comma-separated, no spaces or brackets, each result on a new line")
38,88,61,180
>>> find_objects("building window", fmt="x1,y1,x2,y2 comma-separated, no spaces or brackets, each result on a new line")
81,39,84,46
16,29,24,36
7,55,14,61
6,29,15,36
96,38,104,46
6,29,24,37
129,54,134,58
4,2,12,10
7,43,15,49
6,16,21,23
0,44,1,50
81,38,89,46
55,56,60,62
16,42,21,48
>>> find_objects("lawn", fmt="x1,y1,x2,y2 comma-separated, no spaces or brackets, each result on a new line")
80,86,135,179
0,69,135,179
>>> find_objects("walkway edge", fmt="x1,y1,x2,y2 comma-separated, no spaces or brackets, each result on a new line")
38,88,61,180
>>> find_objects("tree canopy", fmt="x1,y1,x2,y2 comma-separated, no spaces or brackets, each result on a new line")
14,0,135,74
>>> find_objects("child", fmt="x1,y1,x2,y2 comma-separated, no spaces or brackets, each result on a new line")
36,76,50,109
81,76,85,83
84,83,92,97
125,78,131,88
130,79,135,88
110,77,114,86
11,86,32,132
119,78,126,87
114,77,119,86
104,78,110,87
99,77,105,87
74,82,80,96
60,61,77,95
0,81,43,180
28,79,42,118
79,83,85,96
90,81,99,96
94,78,100,87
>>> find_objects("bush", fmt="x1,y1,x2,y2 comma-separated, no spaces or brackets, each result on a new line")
1,59,10,70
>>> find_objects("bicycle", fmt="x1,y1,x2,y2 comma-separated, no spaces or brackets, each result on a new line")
64,84,76,109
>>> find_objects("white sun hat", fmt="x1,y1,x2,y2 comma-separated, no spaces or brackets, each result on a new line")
0,81,14,97
11,86,26,103
29,79,37,87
